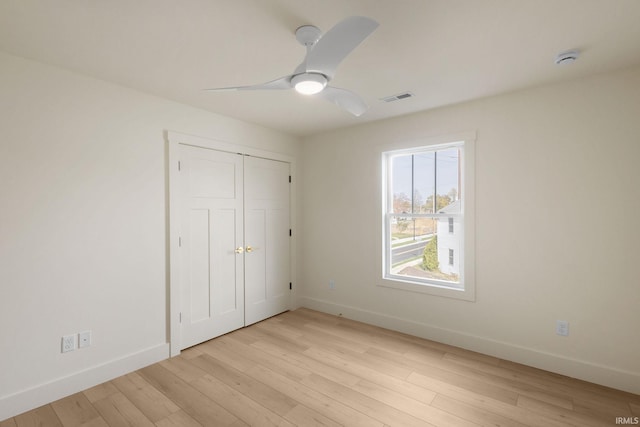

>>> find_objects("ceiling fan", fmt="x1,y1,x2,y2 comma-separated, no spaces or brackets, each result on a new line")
205,16,379,116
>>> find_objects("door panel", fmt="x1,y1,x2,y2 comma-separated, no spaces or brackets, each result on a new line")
189,209,211,322
267,207,290,300
211,209,239,315
189,158,236,199
245,209,267,304
179,145,244,349
244,156,291,325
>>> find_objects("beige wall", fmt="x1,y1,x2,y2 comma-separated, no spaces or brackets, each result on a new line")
0,51,299,419
299,65,640,393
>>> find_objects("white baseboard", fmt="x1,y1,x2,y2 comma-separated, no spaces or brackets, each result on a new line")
0,343,170,421
299,296,640,395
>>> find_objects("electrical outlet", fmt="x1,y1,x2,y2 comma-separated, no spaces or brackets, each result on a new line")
556,320,569,336
61,334,76,353
79,331,91,348
329,279,335,290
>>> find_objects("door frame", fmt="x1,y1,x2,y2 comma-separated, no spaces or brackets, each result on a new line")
167,131,296,357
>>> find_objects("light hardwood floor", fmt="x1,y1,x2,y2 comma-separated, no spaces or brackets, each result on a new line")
3,308,639,426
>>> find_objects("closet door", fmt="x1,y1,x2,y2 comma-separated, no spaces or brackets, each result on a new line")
244,156,291,325
179,145,244,349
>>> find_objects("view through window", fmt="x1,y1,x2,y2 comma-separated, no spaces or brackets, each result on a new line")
383,143,464,289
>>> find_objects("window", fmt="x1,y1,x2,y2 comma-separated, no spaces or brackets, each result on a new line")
382,138,475,301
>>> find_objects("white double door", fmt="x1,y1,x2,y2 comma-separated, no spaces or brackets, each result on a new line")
178,144,290,350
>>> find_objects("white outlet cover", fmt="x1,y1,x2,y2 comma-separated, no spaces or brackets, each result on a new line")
79,331,91,348
556,320,569,336
62,334,76,353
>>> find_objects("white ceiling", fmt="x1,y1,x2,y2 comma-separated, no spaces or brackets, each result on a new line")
1,0,640,137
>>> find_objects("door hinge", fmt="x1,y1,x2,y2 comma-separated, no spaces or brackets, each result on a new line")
178,160,181,171
179,312,182,323
289,282,292,290
289,175,292,183
289,229,292,237
178,236,182,247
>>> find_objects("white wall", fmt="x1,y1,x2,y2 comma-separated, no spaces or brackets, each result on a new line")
0,51,299,419
2,47,638,420
299,65,640,393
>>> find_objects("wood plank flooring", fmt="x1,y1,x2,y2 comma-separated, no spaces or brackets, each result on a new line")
3,308,639,426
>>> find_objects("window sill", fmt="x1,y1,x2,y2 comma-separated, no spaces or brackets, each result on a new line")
379,275,475,301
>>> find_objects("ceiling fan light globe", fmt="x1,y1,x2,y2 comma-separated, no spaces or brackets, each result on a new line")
295,81,324,95
292,73,327,95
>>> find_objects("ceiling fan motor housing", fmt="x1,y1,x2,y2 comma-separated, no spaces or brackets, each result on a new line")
295,25,321,47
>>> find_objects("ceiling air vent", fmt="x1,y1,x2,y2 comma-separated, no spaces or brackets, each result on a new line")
381,92,414,103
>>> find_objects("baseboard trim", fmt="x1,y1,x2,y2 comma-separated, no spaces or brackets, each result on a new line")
299,297,640,395
0,343,170,421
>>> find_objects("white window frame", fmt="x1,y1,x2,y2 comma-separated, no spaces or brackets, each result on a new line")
380,135,475,301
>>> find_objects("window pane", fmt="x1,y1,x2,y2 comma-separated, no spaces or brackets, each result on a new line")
391,155,412,214
389,216,436,246
392,153,438,214
435,147,460,213
390,216,460,284
413,152,435,213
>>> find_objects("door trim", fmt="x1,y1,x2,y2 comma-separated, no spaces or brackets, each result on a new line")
167,131,295,357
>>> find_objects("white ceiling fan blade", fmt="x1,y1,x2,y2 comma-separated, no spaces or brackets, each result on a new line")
320,86,369,116
204,75,292,92
306,16,379,79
